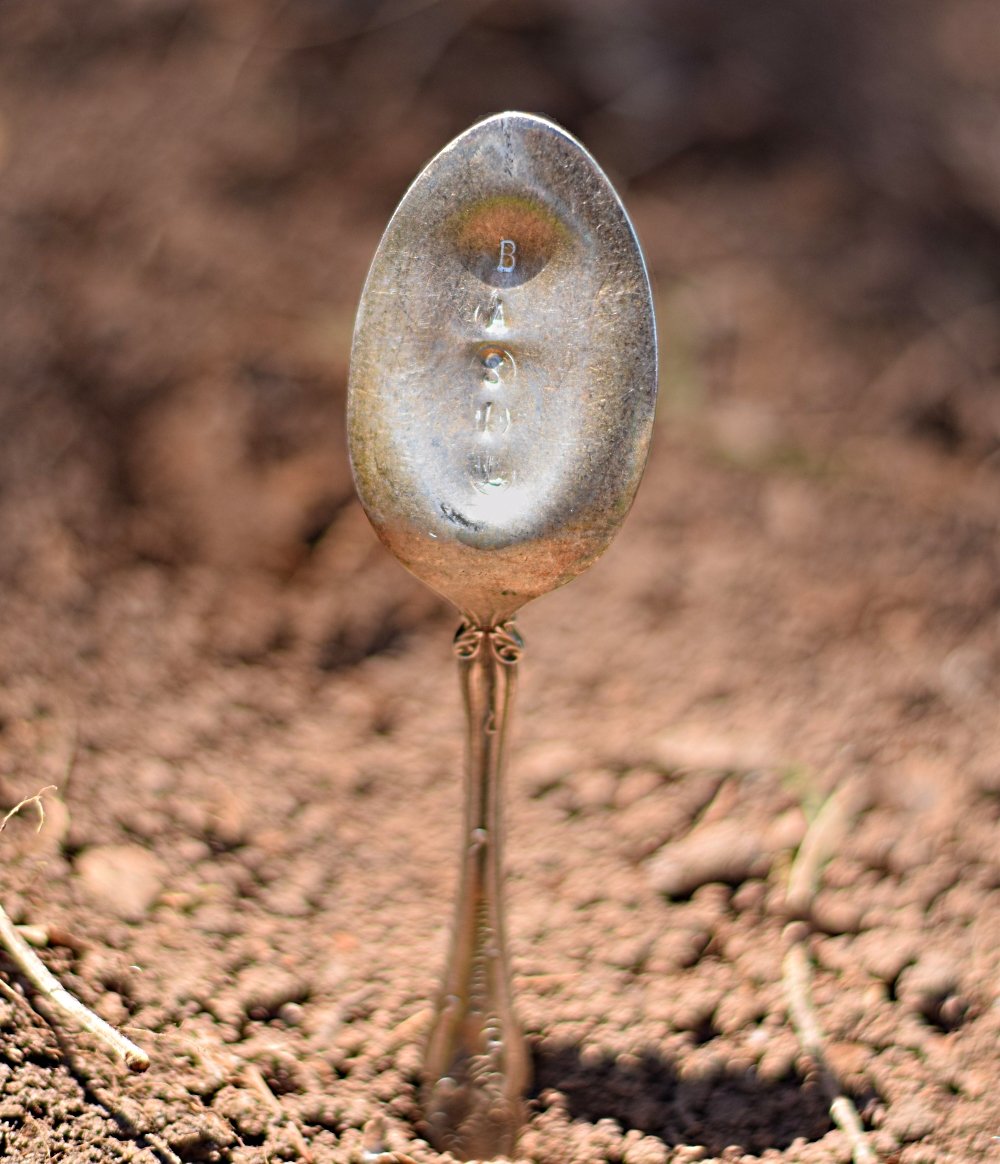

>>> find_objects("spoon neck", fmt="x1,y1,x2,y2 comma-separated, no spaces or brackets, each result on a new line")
455,618,523,839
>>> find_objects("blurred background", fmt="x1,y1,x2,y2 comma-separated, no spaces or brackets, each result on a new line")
1,0,999,670
2,6,1000,1157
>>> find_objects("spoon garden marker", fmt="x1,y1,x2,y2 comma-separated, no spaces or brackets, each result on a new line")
347,112,657,1159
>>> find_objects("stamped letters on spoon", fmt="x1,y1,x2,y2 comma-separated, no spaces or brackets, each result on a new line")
470,266,518,496
497,238,516,272
474,292,507,333
470,337,516,492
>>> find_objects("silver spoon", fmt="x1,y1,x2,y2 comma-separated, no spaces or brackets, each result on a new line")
347,112,657,1159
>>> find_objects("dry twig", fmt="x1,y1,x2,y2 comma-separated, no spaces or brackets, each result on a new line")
0,786,150,1073
782,775,876,1164
242,1062,313,1163
0,785,57,833
144,1132,184,1164
174,1034,315,1160
0,904,150,1072
785,776,865,918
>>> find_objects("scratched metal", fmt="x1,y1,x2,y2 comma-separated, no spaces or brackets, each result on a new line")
348,111,657,629
347,112,657,1160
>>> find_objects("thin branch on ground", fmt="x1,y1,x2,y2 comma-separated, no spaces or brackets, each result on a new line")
361,1114,420,1163
174,1033,316,1160
15,923,51,947
52,706,80,798
52,1032,180,1164
0,786,150,1073
242,1063,313,1163
0,975,29,1009
785,775,865,918
1,785,57,833
0,902,150,1072
143,1132,184,1164
782,775,876,1164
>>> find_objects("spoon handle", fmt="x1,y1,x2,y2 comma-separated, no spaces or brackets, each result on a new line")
422,620,531,1159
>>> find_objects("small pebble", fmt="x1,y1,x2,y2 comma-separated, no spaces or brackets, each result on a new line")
613,767,663,809
883,1095,935,1143
648,928,709,972
824,1040,871,1081
647,819,769,898
622,1135,669,1164
810,891,865,935
212,1085,269,1139
651,728,772,773
518,741,582,796
673,1147,707,1163
75,844,166,922
236,964,310,1021
570,768,618,813
896,951,960,1023
853,929,916,983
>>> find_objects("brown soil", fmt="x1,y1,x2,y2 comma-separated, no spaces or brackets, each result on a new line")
1,3,999,1162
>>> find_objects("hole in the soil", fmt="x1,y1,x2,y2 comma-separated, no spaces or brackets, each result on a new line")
234,1131,267,1148
885,963,912,1004
690,1014,719,1046
24,1048,67,1073
203,833,245,857
371,702,397,737
169,1136,228,1164
906,396,964,453
317,618,407,672
920,991,968,1034
300,492,354,552
532,1044,875,1156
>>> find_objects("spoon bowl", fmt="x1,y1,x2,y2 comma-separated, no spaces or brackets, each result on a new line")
348,112,657,627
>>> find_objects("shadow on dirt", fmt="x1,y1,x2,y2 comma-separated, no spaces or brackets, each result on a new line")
533,1044,871,1155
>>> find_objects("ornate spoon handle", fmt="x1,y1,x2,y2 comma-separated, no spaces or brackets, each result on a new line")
422,620,531,1159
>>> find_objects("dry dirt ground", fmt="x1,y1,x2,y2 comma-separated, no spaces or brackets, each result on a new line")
1,3,1000,1163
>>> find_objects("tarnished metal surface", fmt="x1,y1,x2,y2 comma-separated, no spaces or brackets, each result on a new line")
347,112,657,1159
348,112,657,628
